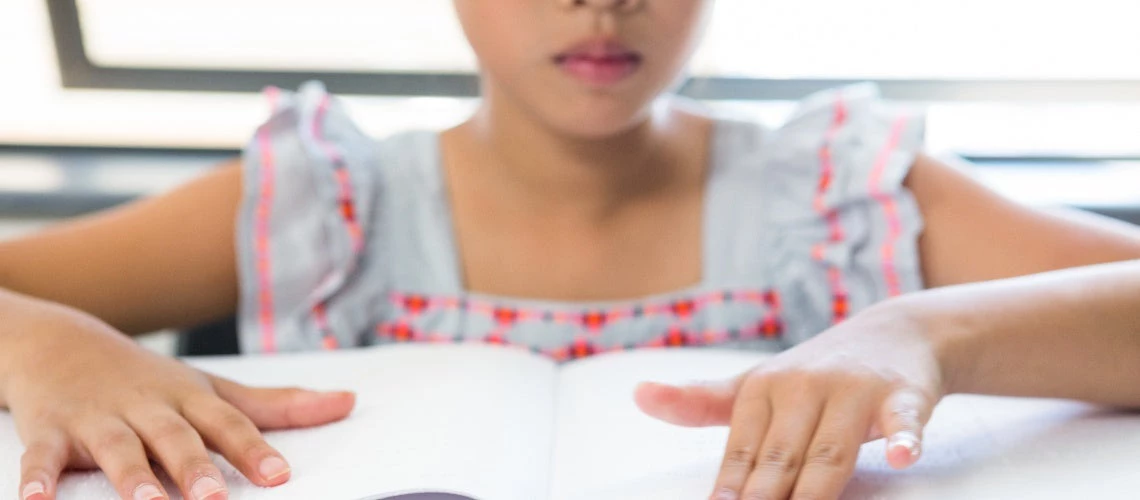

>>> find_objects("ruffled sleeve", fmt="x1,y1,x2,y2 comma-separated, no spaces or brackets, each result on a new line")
236,82,381,353
761,83,926,345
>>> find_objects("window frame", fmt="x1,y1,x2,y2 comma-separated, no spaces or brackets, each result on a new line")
48,0,1140,101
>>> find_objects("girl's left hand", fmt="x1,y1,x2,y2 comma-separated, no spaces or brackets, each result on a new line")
635,304,947,500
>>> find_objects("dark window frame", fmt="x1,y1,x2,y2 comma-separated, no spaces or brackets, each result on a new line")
49,0,1140,101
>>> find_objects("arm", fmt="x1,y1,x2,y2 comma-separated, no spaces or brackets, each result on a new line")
634,156,1140,500
639,263,1140,500
909,154,1140,287
0,282,354,500
0,160,243,335
909,157,1140,403
0,162,357,499
909,259,1140,407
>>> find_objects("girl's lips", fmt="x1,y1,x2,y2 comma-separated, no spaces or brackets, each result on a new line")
554,40,643,87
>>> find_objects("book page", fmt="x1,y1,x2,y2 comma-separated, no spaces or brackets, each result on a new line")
548,348,1140,500
0,344,558,500
548,348,766,500
843,395,1140,499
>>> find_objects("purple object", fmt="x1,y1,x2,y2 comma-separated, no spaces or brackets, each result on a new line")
361,494,476,500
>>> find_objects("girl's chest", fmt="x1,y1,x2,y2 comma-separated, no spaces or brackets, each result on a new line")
451,197,706,303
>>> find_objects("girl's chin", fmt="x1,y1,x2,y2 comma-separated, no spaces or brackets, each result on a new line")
544,105,655,140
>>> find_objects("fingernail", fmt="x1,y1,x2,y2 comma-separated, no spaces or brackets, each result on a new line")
133,483,164,500
711,488,737,500
22,481,46,500
191,476,225,500
888,430,922,459
259,456,291,481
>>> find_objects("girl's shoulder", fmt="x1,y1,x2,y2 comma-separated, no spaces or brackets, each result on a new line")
248,81,441,182
699,83,927,236
233,82,450,353
700,83,930,340
705,83,926,178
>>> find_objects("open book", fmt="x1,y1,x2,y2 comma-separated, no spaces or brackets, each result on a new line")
2,344,1140,499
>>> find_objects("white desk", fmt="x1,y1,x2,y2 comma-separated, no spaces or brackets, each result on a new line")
1,346,1138,500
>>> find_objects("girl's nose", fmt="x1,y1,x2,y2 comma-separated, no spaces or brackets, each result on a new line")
559,0,644,13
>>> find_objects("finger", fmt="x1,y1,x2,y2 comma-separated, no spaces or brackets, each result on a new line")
865,424,884,442
709,379,771,500
122,410,226,500
634,378,737,427
739,390,824,500
73,419,169,500
19,428,68,500
878,389,935,470
182,396,291,486
209,376,355,430
790,394,878,500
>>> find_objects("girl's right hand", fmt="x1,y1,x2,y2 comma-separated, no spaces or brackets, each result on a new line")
1,299,356,500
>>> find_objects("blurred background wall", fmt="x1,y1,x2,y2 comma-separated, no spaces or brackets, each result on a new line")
3,0,1139,353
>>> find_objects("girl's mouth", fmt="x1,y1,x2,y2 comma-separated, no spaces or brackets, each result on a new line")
554,39,643,87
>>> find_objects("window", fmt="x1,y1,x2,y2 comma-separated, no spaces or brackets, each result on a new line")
77,0,476,72
62,0,1140,100
699,0,1140,81
1,0,1138,154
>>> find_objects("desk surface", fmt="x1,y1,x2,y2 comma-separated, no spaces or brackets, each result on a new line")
0,346,1138,500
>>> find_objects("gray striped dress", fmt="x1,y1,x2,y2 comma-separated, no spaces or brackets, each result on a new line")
235,82,926,361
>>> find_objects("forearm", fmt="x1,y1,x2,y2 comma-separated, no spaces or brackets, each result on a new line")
0,288,57,409
897,260,1140,407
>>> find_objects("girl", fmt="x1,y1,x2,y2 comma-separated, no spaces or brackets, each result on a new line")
2,1,1139,499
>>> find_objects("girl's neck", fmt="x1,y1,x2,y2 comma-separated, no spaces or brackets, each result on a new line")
447,88,709,221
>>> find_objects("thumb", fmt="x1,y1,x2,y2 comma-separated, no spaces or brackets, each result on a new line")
878,388,936,470
634,377,739,427
209,375,357,430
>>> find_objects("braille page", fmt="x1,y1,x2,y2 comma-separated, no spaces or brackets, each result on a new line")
843,395,1140,500
548,348,766,500
0,344,558,500
546,349,1140,500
